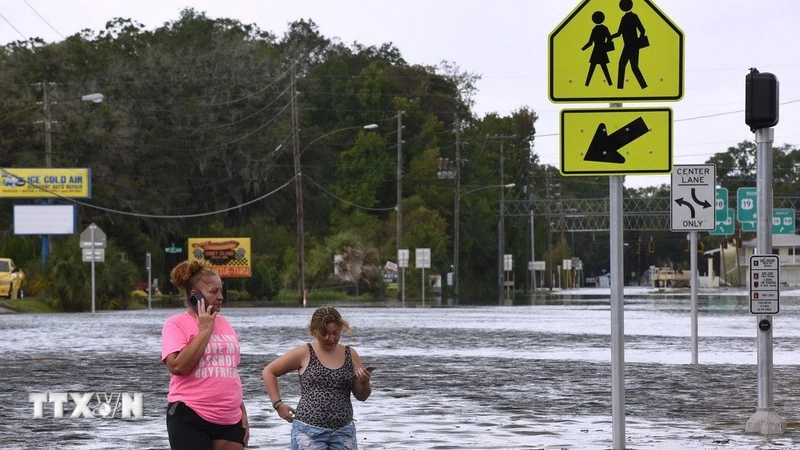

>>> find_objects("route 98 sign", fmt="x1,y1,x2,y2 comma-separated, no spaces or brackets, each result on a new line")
670,164,716,231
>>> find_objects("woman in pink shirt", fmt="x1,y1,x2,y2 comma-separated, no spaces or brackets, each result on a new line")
161,260,249,450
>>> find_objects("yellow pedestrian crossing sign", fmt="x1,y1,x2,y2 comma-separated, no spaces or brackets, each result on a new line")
560,107,672,175
549,0,684,102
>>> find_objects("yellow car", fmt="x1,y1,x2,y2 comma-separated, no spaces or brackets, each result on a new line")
0,258,25,299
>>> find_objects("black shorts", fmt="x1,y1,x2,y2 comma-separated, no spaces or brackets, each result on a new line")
166,401,245,450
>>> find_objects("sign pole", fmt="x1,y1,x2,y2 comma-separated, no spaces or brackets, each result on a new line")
745,127,785,433
608,99,625,449
609,173,625,450
90,224,96,314
690,231,698,364
421,266,425,307
146,252,152,311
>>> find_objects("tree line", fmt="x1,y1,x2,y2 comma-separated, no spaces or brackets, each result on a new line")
0,9,793,309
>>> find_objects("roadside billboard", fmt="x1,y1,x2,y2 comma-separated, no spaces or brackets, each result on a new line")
1,168,91,198
187,237,251,277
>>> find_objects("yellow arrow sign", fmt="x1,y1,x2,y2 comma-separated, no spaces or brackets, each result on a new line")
560,108,672,175
549,0,684,102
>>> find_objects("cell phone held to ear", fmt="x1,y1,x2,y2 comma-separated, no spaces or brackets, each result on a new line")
188,291,205,314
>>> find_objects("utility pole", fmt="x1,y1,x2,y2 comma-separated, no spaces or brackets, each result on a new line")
498,137,505,303
547,170,553,290
396,110,404,303
528,143,536,292
291,66,305,305
491,134,515,304
41,81,54,271
453,114,461,298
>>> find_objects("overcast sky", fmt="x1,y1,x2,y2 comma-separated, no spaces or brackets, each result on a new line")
2,0,798,189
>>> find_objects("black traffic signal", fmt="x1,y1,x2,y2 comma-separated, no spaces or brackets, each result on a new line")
745,68,779,132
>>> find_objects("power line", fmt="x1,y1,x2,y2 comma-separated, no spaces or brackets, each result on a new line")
22,0,64,39
305,176,396,212
0,167,296,219
0,12,27,40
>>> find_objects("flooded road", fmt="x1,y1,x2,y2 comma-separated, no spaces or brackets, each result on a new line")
2,292,800,449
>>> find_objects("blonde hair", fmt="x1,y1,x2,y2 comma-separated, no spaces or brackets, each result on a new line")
308,306,351,338
170,260,218,293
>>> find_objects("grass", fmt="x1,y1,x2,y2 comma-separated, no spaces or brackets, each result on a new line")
1,297,54,313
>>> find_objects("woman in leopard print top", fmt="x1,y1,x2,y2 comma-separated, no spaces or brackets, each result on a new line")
263,306,372,449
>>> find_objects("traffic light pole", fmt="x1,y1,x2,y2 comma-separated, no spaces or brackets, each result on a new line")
745,127,785,434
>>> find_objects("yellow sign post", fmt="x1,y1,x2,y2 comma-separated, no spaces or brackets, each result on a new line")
549,0,684,102
560,108,672,175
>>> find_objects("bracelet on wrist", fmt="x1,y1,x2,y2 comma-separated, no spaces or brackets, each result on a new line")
272,399,283,409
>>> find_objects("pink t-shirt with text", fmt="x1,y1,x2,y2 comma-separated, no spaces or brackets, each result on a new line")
161,312,243,424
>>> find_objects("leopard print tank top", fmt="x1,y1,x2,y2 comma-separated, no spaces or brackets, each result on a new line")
294,343,354,429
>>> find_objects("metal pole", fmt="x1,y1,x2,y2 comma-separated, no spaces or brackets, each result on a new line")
421,266,425,307
609,102,626,448
146,252,152,311
401,266,405,307
547,172,553,291
530,210,536,290
610,174,625,448
690,231,698,364
90,225,96,314
746,127,785,434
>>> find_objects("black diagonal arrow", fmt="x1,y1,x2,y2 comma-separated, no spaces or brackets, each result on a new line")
583,117,650,164
691,188,711,209
675,198,696,218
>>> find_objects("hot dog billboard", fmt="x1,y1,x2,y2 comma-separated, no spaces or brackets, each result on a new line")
187,237,251,277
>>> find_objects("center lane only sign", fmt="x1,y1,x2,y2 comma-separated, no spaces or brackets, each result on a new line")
670,164,716,231
560,108,672,175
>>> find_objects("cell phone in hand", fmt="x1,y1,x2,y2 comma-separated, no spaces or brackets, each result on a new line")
188,291,205,314
366,366,375,373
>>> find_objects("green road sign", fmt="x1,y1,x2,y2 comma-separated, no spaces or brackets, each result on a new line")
773,208,795,235
711,207,735,236
737,187,757,222
715,188,728,223
164,244,183,254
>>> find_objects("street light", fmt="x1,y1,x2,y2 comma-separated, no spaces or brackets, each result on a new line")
294,123,378,304
40,84,104,269
453,183,515,299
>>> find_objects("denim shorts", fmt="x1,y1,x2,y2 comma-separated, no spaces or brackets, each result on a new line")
291,419,358,450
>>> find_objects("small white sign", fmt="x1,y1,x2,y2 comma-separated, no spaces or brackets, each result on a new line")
397,249,410,268
562,259,572,270
750,254,779,314
671,164,716,231
415,248,430,269
82,248,105,262
504,254,513,271
529,261,546,271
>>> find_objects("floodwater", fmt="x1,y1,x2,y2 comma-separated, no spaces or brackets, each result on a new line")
3,289,800,449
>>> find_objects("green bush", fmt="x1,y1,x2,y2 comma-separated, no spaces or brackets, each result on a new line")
247,261,281,301
45,235,137,311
